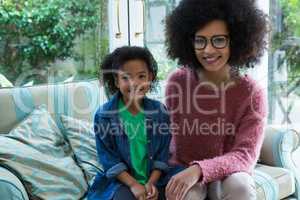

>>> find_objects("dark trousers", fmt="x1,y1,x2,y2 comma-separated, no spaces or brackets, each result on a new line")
113,185,166,200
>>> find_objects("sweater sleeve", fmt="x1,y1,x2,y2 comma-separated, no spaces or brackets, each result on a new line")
194,86,267,184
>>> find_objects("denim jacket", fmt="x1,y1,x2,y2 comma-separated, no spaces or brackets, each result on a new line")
88,92,172,200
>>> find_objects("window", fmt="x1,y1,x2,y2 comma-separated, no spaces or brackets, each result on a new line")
269,0,300,129
144,0,179,80
109,0,180,81
0,0,109,87
1,0,299,130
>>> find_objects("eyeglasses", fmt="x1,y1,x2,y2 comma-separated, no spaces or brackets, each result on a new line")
194,35,229,50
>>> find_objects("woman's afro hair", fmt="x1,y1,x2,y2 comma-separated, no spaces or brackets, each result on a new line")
165,0,269,70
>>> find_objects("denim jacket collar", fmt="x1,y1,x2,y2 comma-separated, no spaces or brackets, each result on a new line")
98,91,160,122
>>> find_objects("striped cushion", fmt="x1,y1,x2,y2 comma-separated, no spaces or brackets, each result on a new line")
60,114,103,186
255,164,295,200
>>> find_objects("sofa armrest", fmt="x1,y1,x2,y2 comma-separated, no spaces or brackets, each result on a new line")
0,166,29,200
260,126,299,166
259,126,300,199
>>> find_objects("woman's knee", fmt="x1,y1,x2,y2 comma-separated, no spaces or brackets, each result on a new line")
221,172,256,200
184,183,207,200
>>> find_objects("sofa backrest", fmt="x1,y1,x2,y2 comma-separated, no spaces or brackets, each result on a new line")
0,79,107,134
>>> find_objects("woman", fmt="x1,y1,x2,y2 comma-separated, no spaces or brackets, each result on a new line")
164,0,268,199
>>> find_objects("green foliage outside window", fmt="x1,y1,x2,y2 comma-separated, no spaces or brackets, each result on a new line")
272,0,300,92
270,0,300,123
0,0,108,86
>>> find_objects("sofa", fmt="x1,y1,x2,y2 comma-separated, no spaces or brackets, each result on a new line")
0,79,299,200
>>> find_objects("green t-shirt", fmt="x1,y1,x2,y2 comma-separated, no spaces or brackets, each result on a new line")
118,99,148,185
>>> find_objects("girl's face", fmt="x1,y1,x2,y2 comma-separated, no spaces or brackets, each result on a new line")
194,20,230,73
116,59,153,103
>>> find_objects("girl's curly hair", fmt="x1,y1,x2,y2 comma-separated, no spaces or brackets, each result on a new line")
100,46,158,96
165,0,269,70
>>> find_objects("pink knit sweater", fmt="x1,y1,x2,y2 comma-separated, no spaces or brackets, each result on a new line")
165,67,267,184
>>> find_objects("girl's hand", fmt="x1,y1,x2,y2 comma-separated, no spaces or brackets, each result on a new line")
165,165,202,200
145,182,158,200
130,182,147,200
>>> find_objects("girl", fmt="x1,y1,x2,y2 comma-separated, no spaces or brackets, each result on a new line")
88,46,171,200
164,0,268,199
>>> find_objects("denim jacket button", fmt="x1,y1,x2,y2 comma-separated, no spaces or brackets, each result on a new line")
149,156,153,160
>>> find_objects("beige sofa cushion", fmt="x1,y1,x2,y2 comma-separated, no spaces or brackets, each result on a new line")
254,164,295,200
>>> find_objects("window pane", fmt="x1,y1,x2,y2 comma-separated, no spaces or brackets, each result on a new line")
144,0,179,80
0,0,109,87
269,0,300,129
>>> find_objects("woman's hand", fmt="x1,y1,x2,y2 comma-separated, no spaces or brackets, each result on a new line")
130,182,147,200
165,164,202,200
145,182,159,200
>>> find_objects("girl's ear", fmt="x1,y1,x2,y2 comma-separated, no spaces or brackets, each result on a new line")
149,72,154,81
114,76,119,88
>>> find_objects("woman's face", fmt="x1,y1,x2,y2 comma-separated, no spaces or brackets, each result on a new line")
115,59,152,103
194,20,230,73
